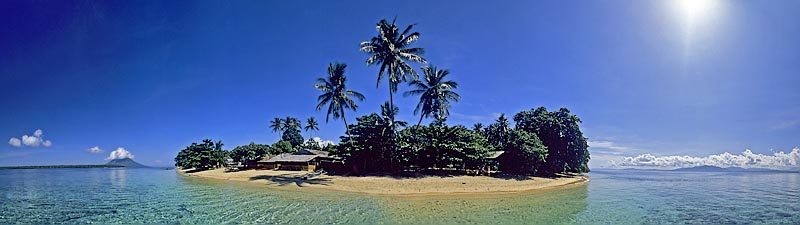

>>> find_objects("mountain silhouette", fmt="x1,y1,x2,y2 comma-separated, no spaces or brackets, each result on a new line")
105,158,147,168
673,165,786,172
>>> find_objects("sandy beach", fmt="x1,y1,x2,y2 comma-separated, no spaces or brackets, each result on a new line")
178,168,588,196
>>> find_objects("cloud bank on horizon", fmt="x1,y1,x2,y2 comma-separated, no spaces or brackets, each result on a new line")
8,129,52,148
105,147,134,160
613,148,800,169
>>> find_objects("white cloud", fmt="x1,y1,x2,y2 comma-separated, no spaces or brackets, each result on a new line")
22,135,39,146
86,146,104,154
588,140,634,152
309,137,335,147
614,147,800,169
8,129,52,148
105,147,134,160
8,138,21,147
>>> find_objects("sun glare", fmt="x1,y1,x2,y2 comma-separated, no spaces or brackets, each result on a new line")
675,0,719,24
672,0,722,63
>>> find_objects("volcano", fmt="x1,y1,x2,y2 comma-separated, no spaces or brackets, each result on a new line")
105,158,148,168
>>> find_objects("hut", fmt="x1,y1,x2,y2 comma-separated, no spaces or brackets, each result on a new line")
483,151,505,175
259,149,341,171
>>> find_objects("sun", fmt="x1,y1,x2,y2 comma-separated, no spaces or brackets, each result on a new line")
675,0,719,24
672,0,723,61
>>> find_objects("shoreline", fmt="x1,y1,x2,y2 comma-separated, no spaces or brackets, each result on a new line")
178,168,589,196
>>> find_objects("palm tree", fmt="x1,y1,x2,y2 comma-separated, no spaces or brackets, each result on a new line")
403,65,461,126
487,114,510,148
284,117,301,130
270,117,285,133
314,63,366,135
380,101,408,135
304,117,320,139
379,101,407,172
472,123,484,132
360,18,427,115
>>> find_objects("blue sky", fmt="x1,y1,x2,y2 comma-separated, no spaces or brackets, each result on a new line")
1,0,798,168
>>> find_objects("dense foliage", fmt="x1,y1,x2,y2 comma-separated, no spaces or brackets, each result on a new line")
337,113,396,173
336,113,492,174
174,139,228,170
498,129,548,175
514,107,590,174
398,125,491,171
270,140,295,155
269,116,306,148
281,126,304,147
230,142,270,164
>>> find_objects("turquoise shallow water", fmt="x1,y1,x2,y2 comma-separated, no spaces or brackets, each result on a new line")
0,168,797,224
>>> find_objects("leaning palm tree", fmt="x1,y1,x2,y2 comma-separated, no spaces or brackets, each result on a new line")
403,65,461,126
304,117,320,139
314,63,366,135
269,117,285,133
360,18,427,115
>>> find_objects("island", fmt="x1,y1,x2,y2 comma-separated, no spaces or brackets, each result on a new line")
0,158,148,170
173,18,592,196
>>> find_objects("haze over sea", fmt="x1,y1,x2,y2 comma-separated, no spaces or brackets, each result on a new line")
1,168,797,224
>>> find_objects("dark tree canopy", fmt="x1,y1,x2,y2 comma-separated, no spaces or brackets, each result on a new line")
174,139,228,170
281,125,305,147
337,113,396,174
230,142,270,164
513,107,590,175
270,140,295,155
486,114,511,150
398,125,491,171
499,129,548,175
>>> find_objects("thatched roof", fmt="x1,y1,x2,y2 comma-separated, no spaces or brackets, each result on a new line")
295,149,330,157
264,153,318,163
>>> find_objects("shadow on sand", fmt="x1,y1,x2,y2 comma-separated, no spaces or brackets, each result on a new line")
248,174,333,187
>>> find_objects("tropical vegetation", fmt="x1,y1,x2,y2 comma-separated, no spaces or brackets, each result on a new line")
174,139,228,170
175,17,590,177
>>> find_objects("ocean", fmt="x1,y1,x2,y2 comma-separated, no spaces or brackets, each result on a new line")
0,168,797,224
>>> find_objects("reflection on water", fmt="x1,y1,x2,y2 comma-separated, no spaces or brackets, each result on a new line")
109,168,126,188
0,168,798,224
381,185,588,225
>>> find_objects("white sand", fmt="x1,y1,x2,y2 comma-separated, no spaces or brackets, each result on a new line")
179,168,588,196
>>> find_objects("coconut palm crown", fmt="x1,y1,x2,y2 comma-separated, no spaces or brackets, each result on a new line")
360,18,427,113
314,63,366,134
404,65,461,126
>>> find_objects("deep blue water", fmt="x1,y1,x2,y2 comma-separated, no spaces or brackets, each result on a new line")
0,168,798,224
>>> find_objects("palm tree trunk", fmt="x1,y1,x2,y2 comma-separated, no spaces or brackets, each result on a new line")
417,114,424,127
388,87,394,122
341,108,350,136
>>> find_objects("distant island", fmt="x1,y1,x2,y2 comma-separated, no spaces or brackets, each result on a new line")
0,158,149,170
673,165,797,173
105,158,148,168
